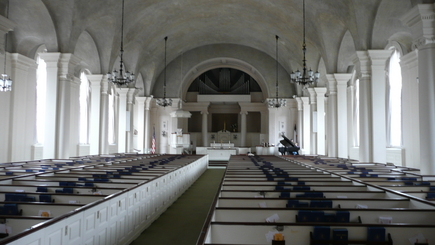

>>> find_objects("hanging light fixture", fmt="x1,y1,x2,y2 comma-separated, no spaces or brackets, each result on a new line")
268,35,286,108
290,0,320,88
0,32,12,92
107,0,135,87
156,36,172,107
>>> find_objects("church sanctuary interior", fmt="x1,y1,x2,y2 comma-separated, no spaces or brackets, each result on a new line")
1,0,435,244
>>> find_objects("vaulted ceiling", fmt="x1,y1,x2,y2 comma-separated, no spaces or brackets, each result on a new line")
3,0,423,97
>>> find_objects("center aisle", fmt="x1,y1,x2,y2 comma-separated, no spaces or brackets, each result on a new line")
130,168,226,245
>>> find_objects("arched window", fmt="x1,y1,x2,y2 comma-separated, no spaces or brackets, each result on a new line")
387,49,402,147
353,78,360,147
79,72,90,144
36,55,47,144
108,87,116,144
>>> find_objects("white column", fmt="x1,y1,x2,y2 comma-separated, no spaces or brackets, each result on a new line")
326,74,338,157
347,80,356,159
354,51,372,162
240,111,248,146
267,107,277,148
99,76,109,154
314,87,327,155
201,111,208,146
116,88,129,153
135,97,146,154
144,97,153,153
56,54,81,159
295,97,303,148
289,99,298,142
400,51,420,168
402,4,435,174
301,97,311,154
307,88,317,155
39,53,61,159
335,73,352,159
88,75,103,155
126,88,137,152
369,50,392,163
69,76,81,157
8,54,37,162
0,18,15,162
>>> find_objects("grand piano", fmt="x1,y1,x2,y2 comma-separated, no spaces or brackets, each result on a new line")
278,135,300,155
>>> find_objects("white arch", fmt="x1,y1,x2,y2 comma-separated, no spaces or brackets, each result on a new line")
180,57,269,101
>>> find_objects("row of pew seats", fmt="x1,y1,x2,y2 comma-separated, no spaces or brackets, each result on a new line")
296,156,435,202
200,155,435,245
0,153,204,243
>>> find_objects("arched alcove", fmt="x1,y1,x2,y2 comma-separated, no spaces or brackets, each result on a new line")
74,31,101,74
10,0,58,55
181,58,269,102
151,43,295,101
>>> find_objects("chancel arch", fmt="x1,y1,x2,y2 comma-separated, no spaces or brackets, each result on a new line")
180,57,270,102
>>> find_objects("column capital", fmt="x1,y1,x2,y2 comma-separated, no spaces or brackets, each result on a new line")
294,96,303,110
58,53,81,78
300,96,310,104
127,88,138,104
334,73,353,86
314,87,327,96
38,52,62,68
87,74,104,86
10,53,37,71
240,111,248,115
352,51,371,79
101,75,109,95
368,50,394,66
115,87,130,97
145,96,154,110
201,111,209,115
306,88,317,104
326,74,337,94
135,96,147,105
300,97,310,111
401,4,435,49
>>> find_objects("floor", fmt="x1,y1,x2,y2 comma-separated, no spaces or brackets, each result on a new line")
130,168,225,245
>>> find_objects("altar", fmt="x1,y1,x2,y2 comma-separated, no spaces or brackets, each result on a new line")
210,142,234,148
196,148,237,161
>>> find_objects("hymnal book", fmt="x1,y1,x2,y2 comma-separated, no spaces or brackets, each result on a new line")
313,226,330,240
336,211,350,222
333,228,348,241
367,227,385,241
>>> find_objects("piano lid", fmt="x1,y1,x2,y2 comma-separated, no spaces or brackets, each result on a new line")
281,135,297,148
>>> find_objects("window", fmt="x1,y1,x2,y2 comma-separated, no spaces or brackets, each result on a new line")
108,87,116,144
79,72,90,144
36,56,47,144
387,49,402,147
353,78,360,147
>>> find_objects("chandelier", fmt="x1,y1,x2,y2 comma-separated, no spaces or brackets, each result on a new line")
156,36,172,107
0,32,12,92
107,0,135,87
290,0,319,88
268,35,286,108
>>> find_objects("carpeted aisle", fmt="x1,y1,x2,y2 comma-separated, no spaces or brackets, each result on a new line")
130,168,225,245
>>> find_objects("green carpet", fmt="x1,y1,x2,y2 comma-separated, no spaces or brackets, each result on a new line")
130,168,225,245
